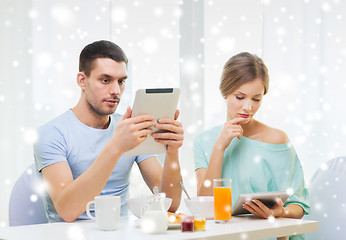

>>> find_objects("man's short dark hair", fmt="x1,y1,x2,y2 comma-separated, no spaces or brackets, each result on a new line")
79,40,128,76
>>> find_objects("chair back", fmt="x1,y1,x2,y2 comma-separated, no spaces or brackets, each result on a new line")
305,156,346,240
9,164,48,226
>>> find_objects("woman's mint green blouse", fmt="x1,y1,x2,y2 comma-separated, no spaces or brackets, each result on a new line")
193,125,310,215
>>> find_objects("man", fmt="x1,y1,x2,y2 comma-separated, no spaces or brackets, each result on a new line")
34,40,183,222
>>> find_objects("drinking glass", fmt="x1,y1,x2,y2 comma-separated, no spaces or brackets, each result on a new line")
213,178,232,223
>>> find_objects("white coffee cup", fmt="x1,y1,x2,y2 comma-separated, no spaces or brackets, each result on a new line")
86,195,121,231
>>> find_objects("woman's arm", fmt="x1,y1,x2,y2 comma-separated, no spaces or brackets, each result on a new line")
282,204,305,219
243,198,305,219
196,117,248,196
196,145,225,196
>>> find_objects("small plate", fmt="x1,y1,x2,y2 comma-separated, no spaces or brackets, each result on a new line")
168,223,181,229
136,219,181,230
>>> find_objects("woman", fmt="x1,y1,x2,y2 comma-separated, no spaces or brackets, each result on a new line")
194,52,310,239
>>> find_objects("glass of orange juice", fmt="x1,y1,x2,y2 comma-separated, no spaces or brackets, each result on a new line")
213,178,232,223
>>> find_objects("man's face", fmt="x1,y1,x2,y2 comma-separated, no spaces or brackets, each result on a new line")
82,58,127,116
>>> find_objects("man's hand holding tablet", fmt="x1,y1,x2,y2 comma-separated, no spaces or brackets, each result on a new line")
124,88,181,156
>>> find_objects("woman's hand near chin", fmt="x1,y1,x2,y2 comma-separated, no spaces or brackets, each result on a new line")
216,117,249,151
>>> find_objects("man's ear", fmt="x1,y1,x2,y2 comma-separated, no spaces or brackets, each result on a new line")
77,72,87,90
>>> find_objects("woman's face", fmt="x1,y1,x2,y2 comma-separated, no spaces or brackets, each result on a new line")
225,78,265,123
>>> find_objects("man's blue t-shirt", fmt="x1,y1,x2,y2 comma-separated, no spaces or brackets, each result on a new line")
34,109,154,222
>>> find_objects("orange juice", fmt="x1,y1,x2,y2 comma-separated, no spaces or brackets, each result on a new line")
214,187,232,221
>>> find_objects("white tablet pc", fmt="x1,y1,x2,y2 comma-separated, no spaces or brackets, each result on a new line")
124,88,180,156
232,191,290,216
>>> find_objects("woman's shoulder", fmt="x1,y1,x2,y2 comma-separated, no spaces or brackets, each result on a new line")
196,125,223,137
256,122,290,145
195,125,223,144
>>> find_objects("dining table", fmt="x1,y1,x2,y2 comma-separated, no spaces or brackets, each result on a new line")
0,215,318,240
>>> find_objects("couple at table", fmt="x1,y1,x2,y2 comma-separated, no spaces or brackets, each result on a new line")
34,40,309,238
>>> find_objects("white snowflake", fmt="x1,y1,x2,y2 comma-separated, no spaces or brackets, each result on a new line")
253,156,261,163
30,194,38,202
173,8,182,18
267,216,275,223
203,180,211,188
154,7,163,16
170,162,179,170
62,89,74,99
51,5,74,26
141,37,158,54
240,233,249,239
217,37,236,53
182,59,198,75
67,225,85,240
276,27,286,37
37,53,52,68
322,103,330,111
181,168,188,177
28,9,38,19
4,20,11,27
321,2,331,12
262,0,271,5
5,179,11,185
112,7,127,23
35,103,42,111
12,60,19,67
23,129,38,145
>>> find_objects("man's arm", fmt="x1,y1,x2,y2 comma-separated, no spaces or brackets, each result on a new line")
137,157,162,193
146,109,184,212
138,153,182,212
160,150,183,211
42,145,123,222
42,108,156,222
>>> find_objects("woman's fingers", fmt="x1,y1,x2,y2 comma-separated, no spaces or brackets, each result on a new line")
243,199,274,219
243,198,285,219
230,117,249,125
243,200,267,218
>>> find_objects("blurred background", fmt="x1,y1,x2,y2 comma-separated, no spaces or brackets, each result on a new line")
1,0,346,227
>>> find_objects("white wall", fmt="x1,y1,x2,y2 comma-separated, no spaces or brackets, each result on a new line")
261,0,346,179
1,0,345,227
